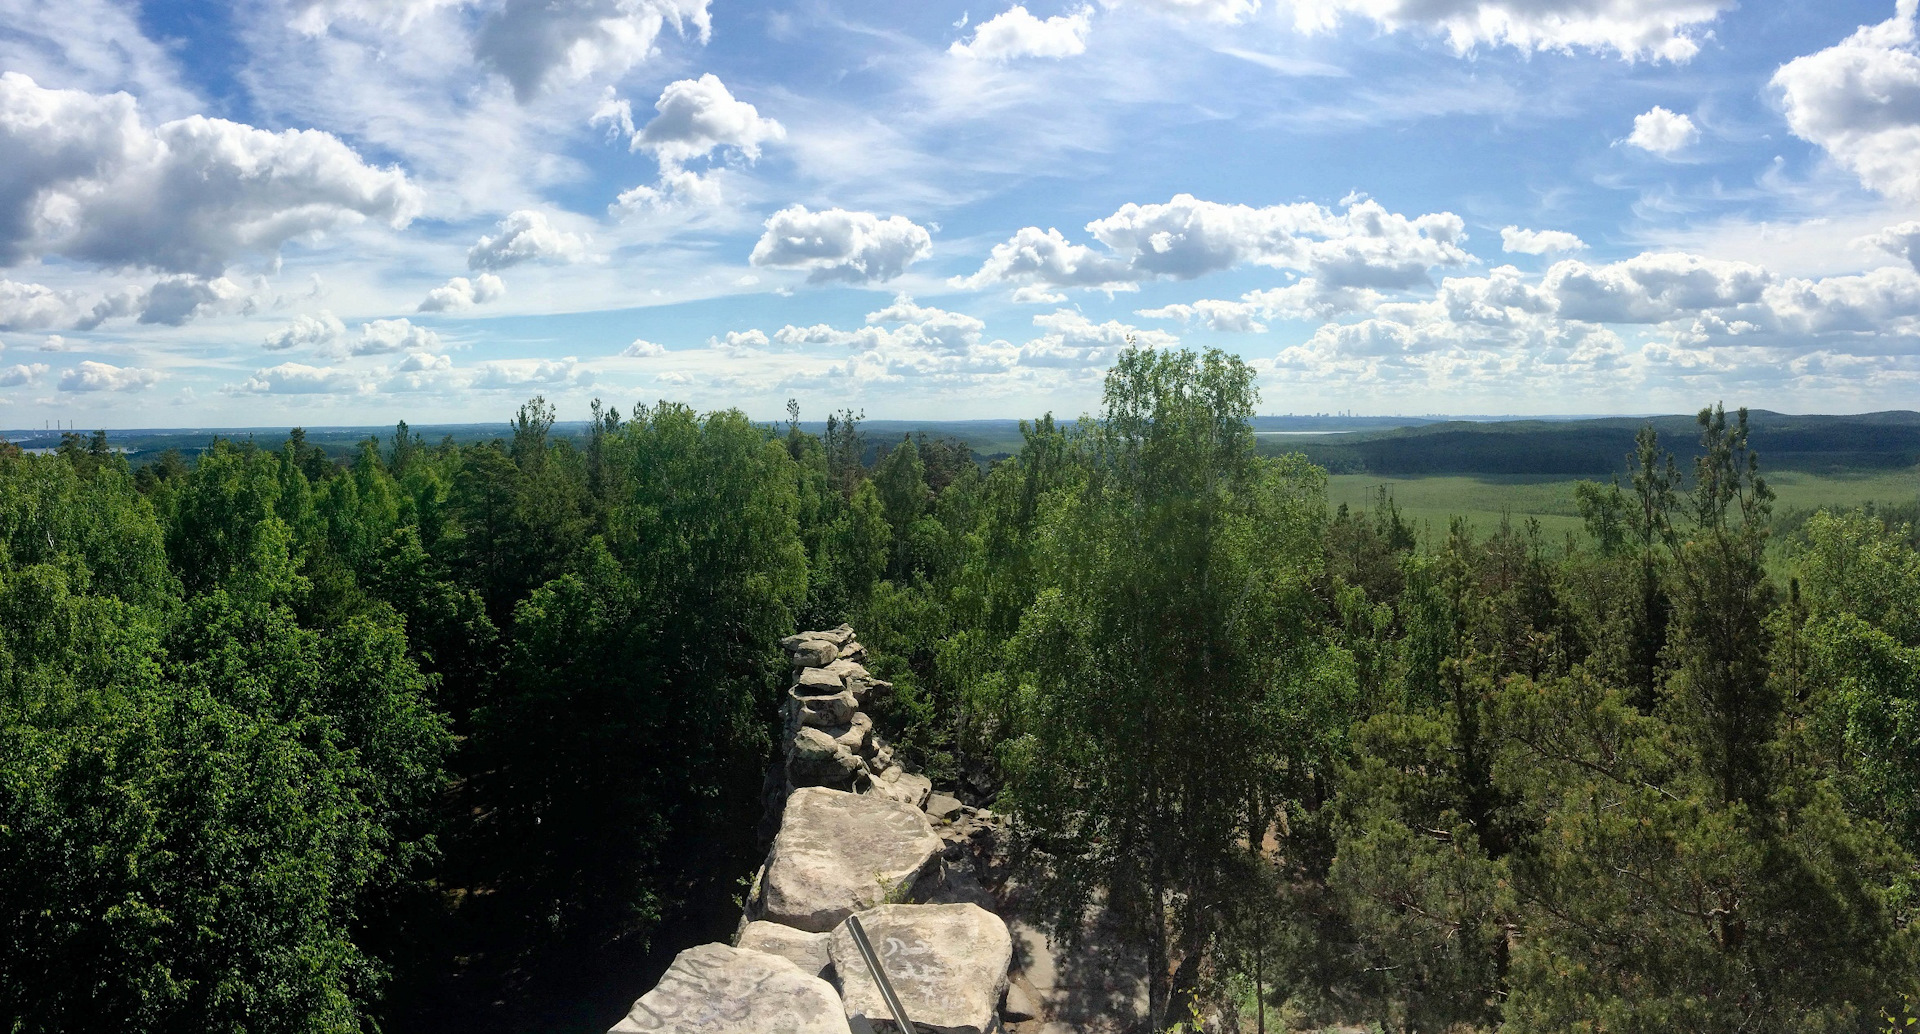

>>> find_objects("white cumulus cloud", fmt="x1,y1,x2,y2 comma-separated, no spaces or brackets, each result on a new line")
419,273,506,312
750,205,934,284
1773,0,1920,201
138,275,243,326
1138,279,1381,331
0,279,81,331
630,73,784,164
959,194,1469,292
238,361,366,395
0,72,420,277
264,311,347,351
467,211,587,271
1867,221,1920,272
327,318,443,358
711,328,771,351
1626,105,1698,155
1546,251,1769,323
0,362,48,386
599,74,783,210
1020,309,1179,368
622,338,667,356
59,360,160,392
475,0,713,101
1501,226,1587,254
382,351,456,392
471,355,591,388
951,6,1093,60
756,295,1018,388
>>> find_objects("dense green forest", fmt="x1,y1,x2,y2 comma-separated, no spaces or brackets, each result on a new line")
3,350,1917,1033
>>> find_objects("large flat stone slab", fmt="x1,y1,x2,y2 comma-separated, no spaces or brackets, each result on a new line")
760,787,943,933
828,903,1012,1034
607,943,850,1034
736,921,834,981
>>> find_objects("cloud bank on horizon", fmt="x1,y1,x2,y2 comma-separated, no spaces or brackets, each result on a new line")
0,0,1918,424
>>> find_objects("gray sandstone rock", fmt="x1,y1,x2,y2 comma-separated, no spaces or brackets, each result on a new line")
606,943,850,1034
760,787,943,933
844,674,887,702
790,686,858,727
781,625,854,649
924,793,964,823
788,727,867,790
833,712,873,754
736,921,835,981
786,639,840,668
820,624,857,646
1002,981,1039,1022
827,903,1012,1034
820,658,869,681
870,766,931,810
796,667,845,693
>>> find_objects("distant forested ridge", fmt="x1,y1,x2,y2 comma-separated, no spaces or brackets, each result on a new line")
1276,410,1920,476
2,370,1917,1034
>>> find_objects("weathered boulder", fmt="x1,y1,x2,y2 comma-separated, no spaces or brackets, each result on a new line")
760,787,943,933
827,903,1012,1034
736,921,834,981
785,639,839,668
796,666,845,694
839,640,869,663
819,658,869,682
781,624,855,649
870,766,931,810
1002,982,1039,1022
832,712,873,754
924,793,964,823
788,727,867,790
845,673,888,703
790,685,858,728
607,943,850,1034
820,624,857,646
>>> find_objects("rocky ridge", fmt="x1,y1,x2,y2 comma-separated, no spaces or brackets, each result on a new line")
604,625,1019,1034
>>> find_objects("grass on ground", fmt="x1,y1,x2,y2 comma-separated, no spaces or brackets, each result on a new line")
1327,467,1920,546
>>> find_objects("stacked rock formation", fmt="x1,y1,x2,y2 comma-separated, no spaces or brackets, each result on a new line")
776,624,933,811
604,626,1013,1034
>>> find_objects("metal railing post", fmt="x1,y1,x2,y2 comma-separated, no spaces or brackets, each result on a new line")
846,915,916,1033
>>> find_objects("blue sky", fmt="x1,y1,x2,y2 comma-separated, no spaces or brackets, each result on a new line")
3,0,1919,426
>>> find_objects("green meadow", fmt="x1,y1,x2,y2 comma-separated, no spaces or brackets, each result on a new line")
1327,466,1920,544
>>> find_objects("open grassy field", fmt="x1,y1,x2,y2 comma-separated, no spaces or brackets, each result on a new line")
1328,466,1920,544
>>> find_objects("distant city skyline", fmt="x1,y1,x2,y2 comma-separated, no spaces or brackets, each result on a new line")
2,0,1918,425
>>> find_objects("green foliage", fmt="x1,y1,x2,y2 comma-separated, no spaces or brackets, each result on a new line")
0,450,448,1034
995,346,1335,1027
6,386,1920,1034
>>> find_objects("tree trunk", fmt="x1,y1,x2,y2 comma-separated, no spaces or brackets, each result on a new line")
1254,928,1266,1034
1149,861,1168,1032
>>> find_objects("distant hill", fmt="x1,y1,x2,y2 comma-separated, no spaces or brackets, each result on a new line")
1260,411,1920,477
10,411,1919,478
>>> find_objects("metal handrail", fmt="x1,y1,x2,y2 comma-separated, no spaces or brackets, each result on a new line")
846,915,916,1032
